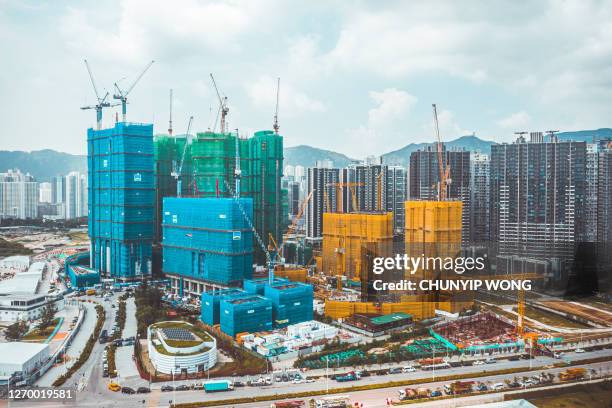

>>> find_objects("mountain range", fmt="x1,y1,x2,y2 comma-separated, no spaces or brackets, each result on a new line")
2,128,610,180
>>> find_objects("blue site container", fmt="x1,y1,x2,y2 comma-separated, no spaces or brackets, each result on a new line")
162,197,254,285
264,281,314,328
88,122,154,279
219,295,273,336
200,289,248,326
65,252,100,288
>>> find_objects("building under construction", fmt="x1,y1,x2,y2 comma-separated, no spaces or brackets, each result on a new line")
153,129,285,264
405,200,472,313
321,212,394,280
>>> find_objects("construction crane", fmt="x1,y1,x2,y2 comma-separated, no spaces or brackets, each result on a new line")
210,73,229,133
326,182,364,213
432,104,451,201
273,77,280,134
234,128,241,197
545,130,560,142
224,179,277,284
170,116,194,197
113,60,155,122
81,59,117,130
168,89,173,136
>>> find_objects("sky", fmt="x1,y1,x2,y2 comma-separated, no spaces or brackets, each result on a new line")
0,0,611,158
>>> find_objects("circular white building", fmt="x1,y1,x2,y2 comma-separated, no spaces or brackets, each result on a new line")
147,321,217,374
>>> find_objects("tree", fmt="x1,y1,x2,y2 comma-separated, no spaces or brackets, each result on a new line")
5,320,29,340
39,303,57,330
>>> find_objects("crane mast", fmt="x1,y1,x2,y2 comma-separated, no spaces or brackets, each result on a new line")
210,73,229,133
432,104,449,201
273,77,280,134
113,60,155,122
172,116,194,197
81,59,116,130
168,89,173,136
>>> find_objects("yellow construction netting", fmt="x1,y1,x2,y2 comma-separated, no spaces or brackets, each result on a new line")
324,297,435,321
321,212,394,278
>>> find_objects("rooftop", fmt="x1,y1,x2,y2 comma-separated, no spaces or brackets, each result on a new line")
0,342,49,365
370,312,412,326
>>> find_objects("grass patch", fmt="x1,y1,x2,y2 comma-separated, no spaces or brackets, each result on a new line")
0,237,33,257
22,318,61,341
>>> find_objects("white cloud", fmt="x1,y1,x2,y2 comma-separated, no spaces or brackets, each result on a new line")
497,111,531,130
422,108,470,140
367,89,417,129
246,76,325,118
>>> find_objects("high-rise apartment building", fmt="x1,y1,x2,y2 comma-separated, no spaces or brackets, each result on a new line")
490,134,586,265
306,163,339,239
65,172,87,219
470,152,490,243
409,148,471,241
0,169,38,220
385,166,407,235
88,122,155,279
596,141,612,252
585,144,600,242
38,182,52,204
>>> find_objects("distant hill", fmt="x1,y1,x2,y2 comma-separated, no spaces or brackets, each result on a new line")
0,149,86,181
3,128,610,180
556,128,612,142
284,145,356,168
382,134,495,167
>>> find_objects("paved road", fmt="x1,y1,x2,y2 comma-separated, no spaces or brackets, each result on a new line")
116,297,140,381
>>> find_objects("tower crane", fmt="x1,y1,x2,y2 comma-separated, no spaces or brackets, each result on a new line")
168,89,174,136
210,73,229,133
545,130,560,142
171,116,194,197
113,60,155,122
273,77,280,134
234,128,241,197
432,104,451,201
81,59,117,130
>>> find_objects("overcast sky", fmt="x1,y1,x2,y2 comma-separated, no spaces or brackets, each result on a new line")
1,0,611,157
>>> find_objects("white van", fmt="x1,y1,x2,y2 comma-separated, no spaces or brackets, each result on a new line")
491,383,505,390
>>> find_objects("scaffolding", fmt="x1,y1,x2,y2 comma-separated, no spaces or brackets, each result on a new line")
321,212,394,279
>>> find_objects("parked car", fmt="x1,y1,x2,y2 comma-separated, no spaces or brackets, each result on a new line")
491,383,505,390
136,387,150,394
357,370,371,377
107,383,120,392
473,360,485,366
476,383,488,391
389,367,403,374
161,385,174,392
430,390,442,397
233,381,245,387
485,357,496,364
175,384,189,391
575,348,586,353
402,366,416,373
121,386,135,394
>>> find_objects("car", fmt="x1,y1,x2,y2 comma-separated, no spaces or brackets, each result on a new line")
121,386,136,394
575,348,586,353
136,387,150,394
491,382,505,390
357,370,371,377
430,390,442,397
108,383,121,392
233,381,245,387
389,367,402,374
476,383,488,391
175,384,189,391
508,355,521,361
473,360,485,365
402,366,416,373
520,379,537,387
305,378,315,383
102,370,109,378
485,357,496,364
292,379,303,384
161,385,174,392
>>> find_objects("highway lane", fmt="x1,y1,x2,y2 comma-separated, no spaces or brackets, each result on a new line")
22,351,610,408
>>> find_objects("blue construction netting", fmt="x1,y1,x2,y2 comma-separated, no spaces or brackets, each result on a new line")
162,197,254,285
88,122,155,279
200,289,248,326
264,281,313,328
219,295,273,336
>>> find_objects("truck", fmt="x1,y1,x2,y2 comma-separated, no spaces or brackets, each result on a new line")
418,357,444,366
559,368,586,381
315,396,350,408
444,381,475,395
86,288,96,296
270,401,304,408
334,371,360,382
203,380,233,393
398,388,418,400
